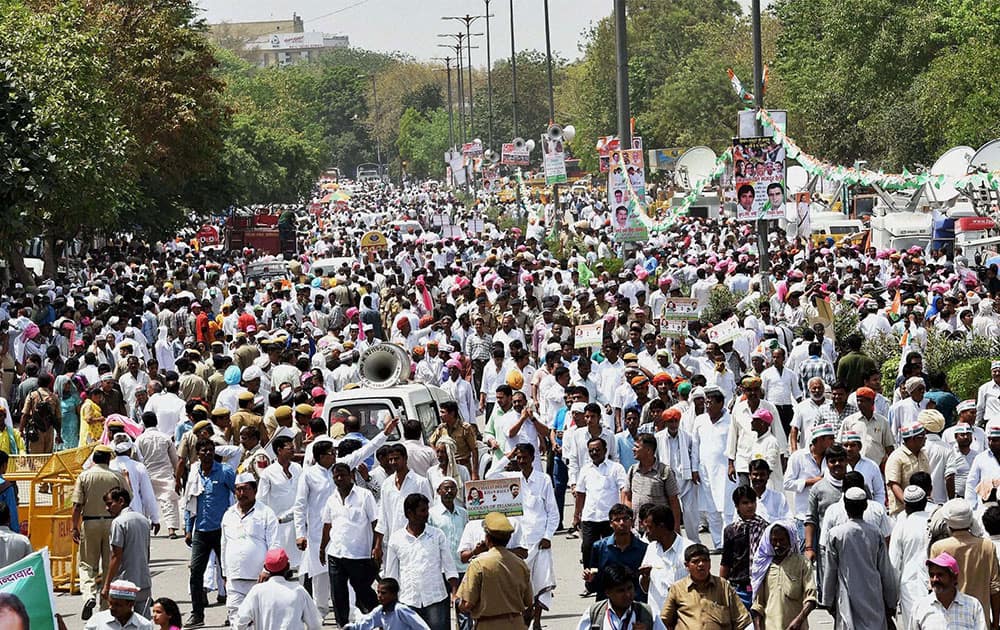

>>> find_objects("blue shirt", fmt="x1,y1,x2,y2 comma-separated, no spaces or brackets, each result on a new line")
175,420,193,445
0,475,18,533
343,431,373,468
191,462,235,532
552,408,568,447
926,390,959,426
616,431,637,470
589,533,649,602
346,603,430,630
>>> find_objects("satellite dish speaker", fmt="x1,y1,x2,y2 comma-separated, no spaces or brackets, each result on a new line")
513,137,526,151
546,124,563,141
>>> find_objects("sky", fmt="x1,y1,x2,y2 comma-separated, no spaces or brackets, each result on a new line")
195,0,614,64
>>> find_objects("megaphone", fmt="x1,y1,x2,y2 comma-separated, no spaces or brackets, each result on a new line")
525,139,536,153
485,149,500,165
546,124,563,141
563,125,576,142
513,137,526,150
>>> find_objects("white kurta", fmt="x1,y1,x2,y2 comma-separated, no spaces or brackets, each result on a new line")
258,461,303,567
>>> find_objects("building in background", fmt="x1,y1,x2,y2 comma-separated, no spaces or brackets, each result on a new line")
208,14,349,67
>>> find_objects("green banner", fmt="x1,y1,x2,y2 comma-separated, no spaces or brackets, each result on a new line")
0,549,58,630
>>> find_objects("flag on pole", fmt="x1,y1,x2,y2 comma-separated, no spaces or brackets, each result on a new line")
727,68,755,106
889,290,901,317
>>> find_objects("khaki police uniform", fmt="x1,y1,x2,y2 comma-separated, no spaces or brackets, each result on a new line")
457,513,533,630
72,461,128,605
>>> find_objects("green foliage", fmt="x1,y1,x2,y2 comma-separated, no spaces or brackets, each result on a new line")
0,1,135,247
881,356,900,389
597,257,625,277
0,60,52,211
833,300,860,355
702,285,744,325
947,358,992,402
397,108,450,180
473,50,566,159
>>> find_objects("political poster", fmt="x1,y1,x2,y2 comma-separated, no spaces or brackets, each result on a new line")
661,298,699,321
465,478,523,520
461,141,483,158
501,143,530,166
196,225,220,247
706,316,743,345
732,136,786,222
0,549,59,630
542,137,567,185
661,319,690,338
597,136,642,172
574,321,604,348
608,149,649,243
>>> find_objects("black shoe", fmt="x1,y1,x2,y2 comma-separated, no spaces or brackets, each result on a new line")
217,595,227,605
81,598,96,621
185,614,205,627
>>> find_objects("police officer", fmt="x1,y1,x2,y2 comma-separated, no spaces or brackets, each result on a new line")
71,444,129,621
457,512,534,630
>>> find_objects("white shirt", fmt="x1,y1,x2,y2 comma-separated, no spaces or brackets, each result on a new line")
641,534,694,615
402,439,438,478
848,456,887,506
964,449,1000,507
485,459,560,544
791,398,825,449
221,502,279,580
783,448,823,519
760,365,802,405
567,427,619,487
321,485,377,559
726,399,786,472
375,471,433,536
977,380,1000,427
577,459,628,522
111,455,160,524
575,605,668,630
235,576,323,630
384,525,458,607
144,391,185,441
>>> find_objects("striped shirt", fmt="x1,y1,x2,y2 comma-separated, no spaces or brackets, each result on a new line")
909,590,987,630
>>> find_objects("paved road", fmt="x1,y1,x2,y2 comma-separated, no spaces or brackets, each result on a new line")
54,511,836,629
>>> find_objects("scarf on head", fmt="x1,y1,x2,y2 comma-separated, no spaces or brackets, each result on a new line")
750,520,800,595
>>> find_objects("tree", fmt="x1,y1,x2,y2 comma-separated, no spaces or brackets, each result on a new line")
397,107,451,179
0,1,136,280
473,50,566,164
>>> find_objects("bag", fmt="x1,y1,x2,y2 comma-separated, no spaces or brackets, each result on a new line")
25,392,55,441
588,600,654,630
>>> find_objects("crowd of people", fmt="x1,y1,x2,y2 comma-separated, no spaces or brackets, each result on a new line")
1,177,999,630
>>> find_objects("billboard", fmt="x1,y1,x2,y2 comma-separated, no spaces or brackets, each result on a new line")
732,136,786,222
501,143,530,166
542,136,567,185
608,149,649,243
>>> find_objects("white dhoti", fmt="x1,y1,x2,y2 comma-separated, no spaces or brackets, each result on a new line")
300,534,330,616
149,476,180,531
525,544,556,610
275,518,302,569
226,578,256,626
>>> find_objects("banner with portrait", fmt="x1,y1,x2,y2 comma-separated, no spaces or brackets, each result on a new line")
542,137,567,185
608,149,649,243
732,136,786,221
0,549,59,630
464,478,523,520
501,143,530,166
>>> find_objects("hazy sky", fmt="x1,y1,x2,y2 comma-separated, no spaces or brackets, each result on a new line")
196,1,614,64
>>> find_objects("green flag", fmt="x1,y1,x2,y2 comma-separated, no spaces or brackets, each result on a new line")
578,260,593,286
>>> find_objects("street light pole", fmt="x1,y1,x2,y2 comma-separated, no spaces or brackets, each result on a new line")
442,15,487,141
751,0,770,290
432,56,455,150
359,74,383,174
509,0,518,138
543,0,555,124
613,0,630,147
484,0,495,151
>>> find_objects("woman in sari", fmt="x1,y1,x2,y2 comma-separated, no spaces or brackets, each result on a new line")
55,374,82,451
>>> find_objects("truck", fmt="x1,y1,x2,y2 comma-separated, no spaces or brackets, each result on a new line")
323,343,455,441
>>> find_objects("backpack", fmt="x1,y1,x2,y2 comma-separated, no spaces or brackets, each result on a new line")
24,391,55,442
588,599,654,630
